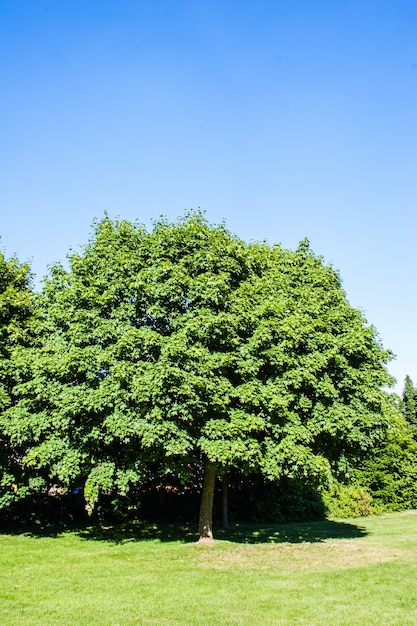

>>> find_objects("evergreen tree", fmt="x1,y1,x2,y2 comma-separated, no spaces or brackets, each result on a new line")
402,375,417,428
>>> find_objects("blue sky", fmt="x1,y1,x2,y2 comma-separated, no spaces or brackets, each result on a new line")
1,0,416,392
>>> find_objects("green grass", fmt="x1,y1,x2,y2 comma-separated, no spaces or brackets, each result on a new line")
1,511,416,625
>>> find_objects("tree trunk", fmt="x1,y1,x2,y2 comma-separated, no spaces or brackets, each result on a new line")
222,474,229,529
198,458,217,541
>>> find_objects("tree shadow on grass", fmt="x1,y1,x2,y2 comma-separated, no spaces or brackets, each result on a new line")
75,518,368,545
216,519,368,544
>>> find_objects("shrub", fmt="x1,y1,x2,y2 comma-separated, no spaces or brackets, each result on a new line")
322,481,377,518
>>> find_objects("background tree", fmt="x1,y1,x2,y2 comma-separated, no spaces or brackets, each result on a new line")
0,249,39,510
1,214,394,538
353,397,417,513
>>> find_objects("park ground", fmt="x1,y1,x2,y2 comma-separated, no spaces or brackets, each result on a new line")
0,510,416,625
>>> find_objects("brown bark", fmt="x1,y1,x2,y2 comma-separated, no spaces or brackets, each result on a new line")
222,474,229,529
198,458,217,541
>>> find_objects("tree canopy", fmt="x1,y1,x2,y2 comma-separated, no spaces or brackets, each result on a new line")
0,214,394,537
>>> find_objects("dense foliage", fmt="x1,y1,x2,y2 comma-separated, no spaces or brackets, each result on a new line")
0,214,403,534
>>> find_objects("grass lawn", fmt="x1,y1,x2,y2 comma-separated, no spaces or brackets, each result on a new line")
0,510,416,625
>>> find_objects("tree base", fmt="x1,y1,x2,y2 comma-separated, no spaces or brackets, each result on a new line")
196,536,215,544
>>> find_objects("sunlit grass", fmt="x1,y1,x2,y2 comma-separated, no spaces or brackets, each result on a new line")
1,511,416,625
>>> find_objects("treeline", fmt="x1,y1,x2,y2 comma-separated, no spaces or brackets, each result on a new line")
0,212,416,537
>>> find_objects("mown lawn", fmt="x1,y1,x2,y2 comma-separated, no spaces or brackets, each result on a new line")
1,511,416,625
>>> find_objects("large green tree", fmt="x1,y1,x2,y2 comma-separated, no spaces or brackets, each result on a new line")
1,214,394,538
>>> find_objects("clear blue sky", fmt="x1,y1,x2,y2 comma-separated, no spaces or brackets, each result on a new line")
1,0,416,392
